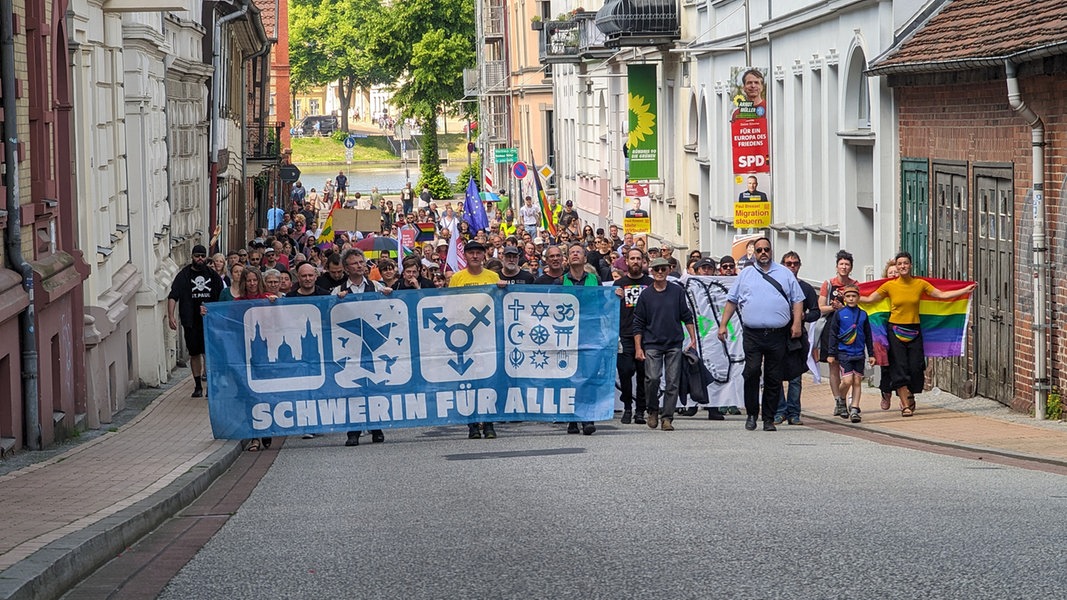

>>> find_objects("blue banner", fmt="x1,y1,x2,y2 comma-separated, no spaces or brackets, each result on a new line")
203,286,620,439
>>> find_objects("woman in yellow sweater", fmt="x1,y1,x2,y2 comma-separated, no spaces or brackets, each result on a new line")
859,252,975,417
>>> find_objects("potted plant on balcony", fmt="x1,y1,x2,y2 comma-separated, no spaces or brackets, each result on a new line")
530,15,543,30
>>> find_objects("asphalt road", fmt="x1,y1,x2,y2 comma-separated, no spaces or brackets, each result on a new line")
158,418,1067,599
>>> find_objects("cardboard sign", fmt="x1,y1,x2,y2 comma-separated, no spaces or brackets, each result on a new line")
333,209,381,233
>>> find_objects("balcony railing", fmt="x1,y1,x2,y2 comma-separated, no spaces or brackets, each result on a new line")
595,0,680,47
247,121,284,161
463,68,479,97
538,13,616,64
483,59,507,92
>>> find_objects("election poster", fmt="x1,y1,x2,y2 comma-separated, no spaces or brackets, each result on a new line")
203,286,619,440
731,67,772,229
628,64,659,180
623,182,651,234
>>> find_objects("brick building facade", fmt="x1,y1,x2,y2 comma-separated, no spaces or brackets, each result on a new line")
870,0,1067,414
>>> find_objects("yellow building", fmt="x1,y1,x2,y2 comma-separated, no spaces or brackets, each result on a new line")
292,84,329,123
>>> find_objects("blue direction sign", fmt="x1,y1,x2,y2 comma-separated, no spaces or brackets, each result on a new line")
343,135,357,149
513,161,528,179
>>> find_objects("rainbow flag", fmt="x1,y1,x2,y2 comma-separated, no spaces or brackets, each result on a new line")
416,222,436,242
529,153,557,236
858,277,973,366
317,199,342,245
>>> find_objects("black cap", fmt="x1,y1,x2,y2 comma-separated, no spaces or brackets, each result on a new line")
565,200,574,207
720,255,736,265
464,241,487,252
694,258,716,270
192,244,208,256
502,246,521,256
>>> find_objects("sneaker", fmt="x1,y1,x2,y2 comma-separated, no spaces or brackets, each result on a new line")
621,411,632,424
849,407,862,423
345,432,360,446
773,415,785,425
567,422,580,434
787,417,804,426
371,430,385,443
468,424,482,439
633,412,647,425
727,406,742,415
483,424,497,439
582,423,596,436
660,418,674,431
833,398,847,417
647,411,659,429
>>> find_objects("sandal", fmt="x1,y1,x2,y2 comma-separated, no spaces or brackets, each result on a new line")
901,396,916,417
246,439,261,452
880,393,891,411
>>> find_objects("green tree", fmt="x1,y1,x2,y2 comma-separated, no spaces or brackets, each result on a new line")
364,0,476,198
289,0,390,133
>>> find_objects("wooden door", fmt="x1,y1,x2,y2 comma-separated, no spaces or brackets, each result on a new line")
932,164,969,395
974,169,1014,405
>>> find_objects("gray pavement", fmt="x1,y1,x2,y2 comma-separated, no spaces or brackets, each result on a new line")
158,419,1067,599
1,371,1066,599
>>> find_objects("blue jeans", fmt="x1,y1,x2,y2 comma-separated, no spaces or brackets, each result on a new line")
644,347,682,419
775,375,802,420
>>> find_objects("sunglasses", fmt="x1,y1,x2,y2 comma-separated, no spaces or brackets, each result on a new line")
652,266,670,272
783,260,801,267
754,247,772,254
721,264,736,269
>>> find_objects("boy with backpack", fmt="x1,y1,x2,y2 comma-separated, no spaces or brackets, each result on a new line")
826,284,875,422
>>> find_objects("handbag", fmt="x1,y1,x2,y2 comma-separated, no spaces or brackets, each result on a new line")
754,269,810,381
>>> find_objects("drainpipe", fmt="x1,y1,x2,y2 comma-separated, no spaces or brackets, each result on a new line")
2,0,40,449
1005,60,1048,420
210,1,251,244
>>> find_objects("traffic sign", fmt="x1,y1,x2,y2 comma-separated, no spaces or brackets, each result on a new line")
513,161,528,179
537,164,555,179
343,135,357,149
494,147,518,164
280,164,301,183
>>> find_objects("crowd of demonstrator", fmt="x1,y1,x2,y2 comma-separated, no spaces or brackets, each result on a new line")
167,175,973,451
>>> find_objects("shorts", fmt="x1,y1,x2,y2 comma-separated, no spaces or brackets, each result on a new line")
838,357,866,377
182,320,206,356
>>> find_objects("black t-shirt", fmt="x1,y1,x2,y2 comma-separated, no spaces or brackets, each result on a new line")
614,273,654,338
500,269,535,285
287,286,332,297
168,264,223,327
316,272,347,291
533,272,563,285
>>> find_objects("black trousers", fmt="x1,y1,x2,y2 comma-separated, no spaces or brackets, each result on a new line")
742,327,788,421
617,337,647,413
886,322,926,394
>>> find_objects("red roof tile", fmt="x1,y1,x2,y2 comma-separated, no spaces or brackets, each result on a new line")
870,0,1067,74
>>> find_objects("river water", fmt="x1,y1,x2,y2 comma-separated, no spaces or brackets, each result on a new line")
295,164,463,196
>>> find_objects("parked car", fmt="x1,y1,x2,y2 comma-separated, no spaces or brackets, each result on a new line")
300,115,339,136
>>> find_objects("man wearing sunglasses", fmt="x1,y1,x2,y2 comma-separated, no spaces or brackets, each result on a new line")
633,258,698,432
167,244,224,398
716,238,804,431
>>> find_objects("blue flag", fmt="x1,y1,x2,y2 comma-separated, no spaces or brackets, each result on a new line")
463,177,490,232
